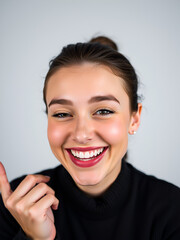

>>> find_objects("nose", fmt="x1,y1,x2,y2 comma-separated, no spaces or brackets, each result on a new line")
72,117,94,144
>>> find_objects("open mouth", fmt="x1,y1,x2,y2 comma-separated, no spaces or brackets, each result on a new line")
66,146,108,168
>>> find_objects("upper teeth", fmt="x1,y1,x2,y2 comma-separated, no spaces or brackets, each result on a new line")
71,147,104,159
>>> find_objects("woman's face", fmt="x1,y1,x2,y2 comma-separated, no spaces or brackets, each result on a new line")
46,63,141,195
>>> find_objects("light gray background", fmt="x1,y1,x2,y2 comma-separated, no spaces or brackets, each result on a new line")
0,0,180,186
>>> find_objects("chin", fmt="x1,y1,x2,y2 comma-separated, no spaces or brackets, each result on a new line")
73,172,103,187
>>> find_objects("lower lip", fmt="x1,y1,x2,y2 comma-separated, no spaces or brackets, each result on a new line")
66,147,108,168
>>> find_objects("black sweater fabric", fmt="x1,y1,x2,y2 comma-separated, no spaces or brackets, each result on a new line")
0,160,180,240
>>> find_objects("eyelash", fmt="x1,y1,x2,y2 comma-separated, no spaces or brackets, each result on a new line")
95,109,114,115
52,109,114,119
52,113,71,118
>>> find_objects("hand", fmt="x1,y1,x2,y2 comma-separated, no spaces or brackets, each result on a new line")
0,162,59,240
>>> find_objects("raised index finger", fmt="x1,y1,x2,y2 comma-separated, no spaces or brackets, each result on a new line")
0,162,12,202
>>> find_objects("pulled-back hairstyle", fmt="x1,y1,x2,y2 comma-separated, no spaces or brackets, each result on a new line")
43,36,141,161
43,36,140,115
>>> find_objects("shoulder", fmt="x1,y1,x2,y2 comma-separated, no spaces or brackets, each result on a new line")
126,161,180,219
9,164,63,191
126,161,180,196
125,161,180,238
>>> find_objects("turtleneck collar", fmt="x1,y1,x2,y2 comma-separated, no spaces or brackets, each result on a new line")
56,159,132,219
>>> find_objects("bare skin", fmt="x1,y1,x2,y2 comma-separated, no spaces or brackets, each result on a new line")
0,162,59,240
0,63,142,239
46,63,142,196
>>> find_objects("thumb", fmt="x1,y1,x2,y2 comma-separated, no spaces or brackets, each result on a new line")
0,162,12,202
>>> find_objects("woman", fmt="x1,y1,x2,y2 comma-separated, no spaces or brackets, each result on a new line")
0,36,180,240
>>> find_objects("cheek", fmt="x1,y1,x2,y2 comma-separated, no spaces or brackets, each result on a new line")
97,118,128,145
47,121,67,147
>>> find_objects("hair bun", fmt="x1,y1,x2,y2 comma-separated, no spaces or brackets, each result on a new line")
89,36,118,51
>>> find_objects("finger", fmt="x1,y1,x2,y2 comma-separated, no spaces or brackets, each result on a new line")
0,162,12,202
30,194,59,218
22,182,55,205
11,174,51,200
33,194,59,214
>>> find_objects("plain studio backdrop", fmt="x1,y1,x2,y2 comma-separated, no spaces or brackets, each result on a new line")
0,0,180,187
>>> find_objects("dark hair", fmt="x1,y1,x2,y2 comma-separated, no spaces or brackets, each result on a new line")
43,36,140,161
90,36,118,51
43,36,140,114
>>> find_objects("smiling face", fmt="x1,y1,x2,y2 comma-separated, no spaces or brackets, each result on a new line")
46,63,141,196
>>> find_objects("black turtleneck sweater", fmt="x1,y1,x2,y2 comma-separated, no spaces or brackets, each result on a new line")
0,160,180,239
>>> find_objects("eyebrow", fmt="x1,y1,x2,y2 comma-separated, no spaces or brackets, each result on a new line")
48,95,120,108
88,95,120,104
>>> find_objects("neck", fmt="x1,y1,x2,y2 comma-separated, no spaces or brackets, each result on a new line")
76,161,122,197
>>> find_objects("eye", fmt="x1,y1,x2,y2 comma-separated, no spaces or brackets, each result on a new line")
95,109,114,116
52,113,72,118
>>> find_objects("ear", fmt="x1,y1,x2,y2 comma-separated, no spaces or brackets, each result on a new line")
128,103,142,135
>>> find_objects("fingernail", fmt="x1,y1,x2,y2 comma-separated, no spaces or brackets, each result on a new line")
45,175,51,179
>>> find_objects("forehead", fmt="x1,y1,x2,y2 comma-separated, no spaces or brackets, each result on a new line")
46,63,128,104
